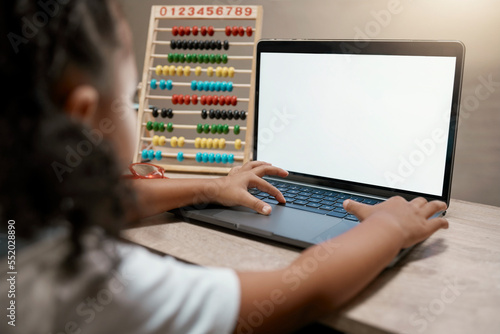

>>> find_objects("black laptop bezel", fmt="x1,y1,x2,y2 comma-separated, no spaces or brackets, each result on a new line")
253,39,465,205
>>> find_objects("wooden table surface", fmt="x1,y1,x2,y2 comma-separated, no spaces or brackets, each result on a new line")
122,173,500,334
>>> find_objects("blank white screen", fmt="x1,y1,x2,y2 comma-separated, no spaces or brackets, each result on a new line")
257,53,456,196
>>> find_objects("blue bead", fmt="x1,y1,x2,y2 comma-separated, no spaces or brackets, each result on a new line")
148,149,155,160
208,153,215,163
203,81,210,91
221,82,227,92
197,81,204,91
177,152,184,162
159,79,166,90
227,82,233,92
150,79,157,89
166,80,173,90
209,82,216,92
215,153,222,163
202,153,209,163
215,82,222,92
228,154,234,164
195,152,202,162
191,80,197,90
141,150,148,160
221,154,228,164
155,151,163,160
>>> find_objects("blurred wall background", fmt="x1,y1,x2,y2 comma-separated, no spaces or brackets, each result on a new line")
121,0,500,207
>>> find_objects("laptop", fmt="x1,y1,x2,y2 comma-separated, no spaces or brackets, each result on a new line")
175,40,464,262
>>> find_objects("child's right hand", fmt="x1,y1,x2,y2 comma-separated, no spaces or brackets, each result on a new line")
343,196,449,249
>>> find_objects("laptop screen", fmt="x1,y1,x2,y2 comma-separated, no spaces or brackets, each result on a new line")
255,41,462,199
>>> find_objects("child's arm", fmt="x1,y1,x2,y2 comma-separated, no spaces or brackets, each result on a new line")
130,161,289,218
235,196,449,333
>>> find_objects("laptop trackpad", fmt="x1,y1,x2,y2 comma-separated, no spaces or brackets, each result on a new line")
213,204,344,242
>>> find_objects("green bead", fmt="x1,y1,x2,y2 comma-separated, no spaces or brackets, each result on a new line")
186,54,192,63
146,121,153,131
215,54,222,64
192,54,198,63
217,124,223,134
168,53,174,63
223,124,229,134
196,123,203,133
211,124,218,134
204,54,210,63
198,54,204,63
153,121,159,131
234,125,240,135
222,54,228,64
167,122,173,132
159,122,165,132
173,53,180,62
203,124,210,134
179,54,185,63
209,54,216,64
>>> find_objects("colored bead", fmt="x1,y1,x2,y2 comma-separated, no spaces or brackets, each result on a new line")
213,138,219,148
223,96,231,105
166,122,173,132
232,26,238,36
153,121,159,131
208,153,215,163
207,66,214,77
184,66,191,76
195,152,202,162
150,79,157,89
231,96,237,106
171,39,177,49
215,66,222,77
209,82,216,91
155,65,162,75
177,95,184,104
191,80,197,90
152,107,159,117
196,123,203,133
227,82,233,92
148,149,155,160
215,81,221,91
225,26,231,36
235,139,242,150
146,121,153,131
194,137,201,148
170,136,178,147
220,82,227,92
221,154,228,164
184,94,191,105
178,26,185,36
173,53,180,62
228,154,234,164
200,95,206,105
234,110,240,120
201,26,207,36
186,54,192,63
238,26,245,36
177,152,184,162
195,66,202,76
219,138,226,149
215,153,222,163
159,136,166,146
166,80,173,90
228,67,235,78
222,54,228,64
172,94,178,104
159,79,167,90
227,110,233,120
197,81,204,91
152,135,159,146
203,124,210,133
198,40,205,50
215,110,221,119
215,54,222,64
168,53,174,62
160,108,167,118
222,67,228,77
185,26,191,36
168,108,174,118
172,26,179,36
206,138,213,148
198,54,205,63
202,153,208,163
212,95,219,105
192,94,198,105
179,54,186,63
191,54,198,63
208,109,215,119
192,26,199,35
210,40,216,50
240,110,246,120
223,40,229,50
211,124,218,134
201,138,207,148
201,109,207,119
181,40,188,50
163,65,169,76
176,66,183,76
246,26,253,37
234,125,240,135
142,150,148,160
206,95,213,105
208,26,214,36
209,54,216,63
222,124,229,134
178,136,185,147
159,122,165,132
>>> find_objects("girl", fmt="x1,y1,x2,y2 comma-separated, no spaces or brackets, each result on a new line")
0,1,448,333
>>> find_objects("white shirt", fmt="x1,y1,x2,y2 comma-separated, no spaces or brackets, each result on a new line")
0,230,240,334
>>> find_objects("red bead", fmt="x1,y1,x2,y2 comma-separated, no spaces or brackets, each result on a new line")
172,94,178,104
212,95,219,105
246,26,253,37
192,26,199,35
200,95,207,105
192,94,198,105
238,26,244,37
206,95,213,105
208,26,214,36
225,96,231,105
172,26,178,36
219,95,226,106
185,26,191,36
178,95,184,104
225,26,231,36
231,96,237,106
201,26,207,36
184,94,191,105
178,26,185,36
232,26,238,36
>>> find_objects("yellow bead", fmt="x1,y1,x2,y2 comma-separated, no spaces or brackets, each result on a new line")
162,65,169,76
155,65,162,76
228,67,235,78
207,66,214,77
194,137,201,148
184,66,191,76
176,66,183,76
234,139,242,150
201,138,207,148
178,136,185,147
195,66,202,76
170,136,178,147
169,65,176,76
159,136,166,146
212,138,219,149
207,138,213,148
222,67,229,77
152,135,159,146
219,138,226,149
215,66,222,77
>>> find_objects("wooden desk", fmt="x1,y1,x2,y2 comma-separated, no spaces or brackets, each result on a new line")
122,173,500,334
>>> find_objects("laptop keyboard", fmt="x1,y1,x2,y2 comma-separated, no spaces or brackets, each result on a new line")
249,180,383,222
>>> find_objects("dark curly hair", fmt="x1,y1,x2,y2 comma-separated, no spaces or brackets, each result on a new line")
0,0,136,272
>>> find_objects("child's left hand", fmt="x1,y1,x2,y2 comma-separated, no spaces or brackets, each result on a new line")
213,161,289,215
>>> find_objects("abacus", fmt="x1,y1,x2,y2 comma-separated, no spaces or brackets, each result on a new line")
134,5,263,173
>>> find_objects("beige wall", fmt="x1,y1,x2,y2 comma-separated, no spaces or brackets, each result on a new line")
122,0,500,207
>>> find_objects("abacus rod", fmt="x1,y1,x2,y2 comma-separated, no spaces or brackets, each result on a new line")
150,53,253,60
145,95,250,103
148,67,252,74
154,28,255,33
141,122,247,131
152,40,255,46
140,136,246,146
147,81,251,89
137,151,245,161
144,109,201,115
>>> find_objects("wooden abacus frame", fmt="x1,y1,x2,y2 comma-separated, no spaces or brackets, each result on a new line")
133,5,263,174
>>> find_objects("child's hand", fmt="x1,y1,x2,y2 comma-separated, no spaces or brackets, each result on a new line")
215,161,289,215
343,196,449,249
